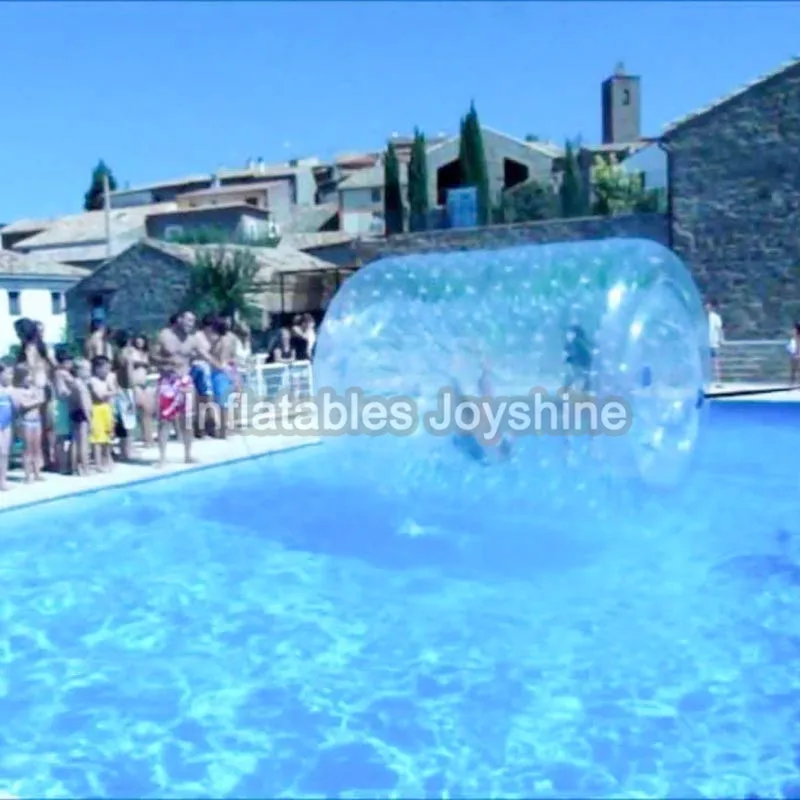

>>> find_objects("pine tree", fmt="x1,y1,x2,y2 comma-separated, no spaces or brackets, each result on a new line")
383,142,404,235
559,141,588,218
407,128,429,232
84,159,118,211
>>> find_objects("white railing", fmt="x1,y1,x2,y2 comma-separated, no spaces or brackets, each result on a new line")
146,358,314,399
249,355,314,401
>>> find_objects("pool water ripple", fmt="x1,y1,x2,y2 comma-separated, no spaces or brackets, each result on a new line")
2,404,800,797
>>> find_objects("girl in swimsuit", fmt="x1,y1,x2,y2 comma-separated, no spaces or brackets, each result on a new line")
0,363,14,490
15,318,55,470
130,334,154,445
13,364,45,483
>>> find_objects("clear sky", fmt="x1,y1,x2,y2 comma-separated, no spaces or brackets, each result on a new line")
0,1,797,223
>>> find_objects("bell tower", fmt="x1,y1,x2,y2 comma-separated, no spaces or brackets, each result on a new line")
601,62,641,144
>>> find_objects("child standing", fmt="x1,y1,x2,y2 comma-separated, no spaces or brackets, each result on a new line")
70,359,92,476
89,356,114,472
13,365,45,482
0,363,13,490
52,349,75,474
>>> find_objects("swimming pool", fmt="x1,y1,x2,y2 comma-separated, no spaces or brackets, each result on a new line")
2,400,800,799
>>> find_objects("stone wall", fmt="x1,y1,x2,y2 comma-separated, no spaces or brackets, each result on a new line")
66,242,192,337
666,60,800,339
357,212,668,261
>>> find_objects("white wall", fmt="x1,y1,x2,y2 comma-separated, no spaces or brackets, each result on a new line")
0,278,77,355
340,187,382,212
341,210,384,235
623,143,667,191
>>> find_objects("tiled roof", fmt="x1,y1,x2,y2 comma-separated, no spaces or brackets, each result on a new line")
10,203,177,249
143,238,338,277
424,126,564,160
0,249,90,278
481,126,564,159
338,163,409,190
662,56,800,139
179,180,289,200
111,161,317,199
282,203,339,234
281,231,355,251
581,141,650,154
0,218,51,235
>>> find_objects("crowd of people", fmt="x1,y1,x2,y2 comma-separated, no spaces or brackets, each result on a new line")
0,310,318,492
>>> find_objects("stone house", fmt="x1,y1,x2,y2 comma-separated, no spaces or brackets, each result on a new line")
661,57,800,337
65,239,344,337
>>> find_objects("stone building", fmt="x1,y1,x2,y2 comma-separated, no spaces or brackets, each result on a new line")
662,57,800,337
66,239,344,337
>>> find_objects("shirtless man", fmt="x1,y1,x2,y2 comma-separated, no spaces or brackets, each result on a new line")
151,310,200,467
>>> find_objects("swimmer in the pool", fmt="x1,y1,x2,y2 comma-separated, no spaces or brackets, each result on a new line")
451,360,513,463
564,324,593,392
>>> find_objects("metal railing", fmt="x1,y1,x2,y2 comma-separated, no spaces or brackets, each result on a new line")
718,340,792,384
145,358,314,401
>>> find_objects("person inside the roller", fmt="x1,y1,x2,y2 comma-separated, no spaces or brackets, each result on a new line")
451,361,513,463
563,325,592,392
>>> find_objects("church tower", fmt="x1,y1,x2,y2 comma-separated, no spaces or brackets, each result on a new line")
601,62,641,144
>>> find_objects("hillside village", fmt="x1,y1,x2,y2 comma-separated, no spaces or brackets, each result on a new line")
2,55,800,354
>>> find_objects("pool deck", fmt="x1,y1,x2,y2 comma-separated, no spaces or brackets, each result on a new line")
0,433,319,514
708,382,800,401
0,382,797,514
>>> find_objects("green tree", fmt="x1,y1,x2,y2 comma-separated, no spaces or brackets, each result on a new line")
166,224,280,247
407,128,429,232
458,102,491,226
383,141,404,235
84,159,118,211
497,179,559,224
591,154,655,215
559,141,589,218
187,247,262,325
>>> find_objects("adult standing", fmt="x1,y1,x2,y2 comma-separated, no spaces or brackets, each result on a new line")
150,310,198,467
706,299,724,386
85,319,114,361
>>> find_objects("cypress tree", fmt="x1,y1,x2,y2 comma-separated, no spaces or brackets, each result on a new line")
383,142,404,235
407,128,429,232
559,141,588,218
458,103,491,226
84,159,118,212
467,104,491,226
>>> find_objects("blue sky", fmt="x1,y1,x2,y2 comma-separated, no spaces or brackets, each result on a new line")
0,1,797,223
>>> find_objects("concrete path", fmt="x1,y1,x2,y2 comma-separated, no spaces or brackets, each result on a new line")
0,433,319,514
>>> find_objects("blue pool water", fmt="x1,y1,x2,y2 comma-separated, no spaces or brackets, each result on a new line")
2,401,800,799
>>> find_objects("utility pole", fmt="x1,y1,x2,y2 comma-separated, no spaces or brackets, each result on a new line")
103,169,112,258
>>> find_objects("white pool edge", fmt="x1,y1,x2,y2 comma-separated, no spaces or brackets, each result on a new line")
0,436,321,516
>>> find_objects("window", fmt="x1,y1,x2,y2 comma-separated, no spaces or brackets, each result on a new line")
622,88,631,106
371,188,381,203
7,291,20,316
245,196,259,207
51,291,64,315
